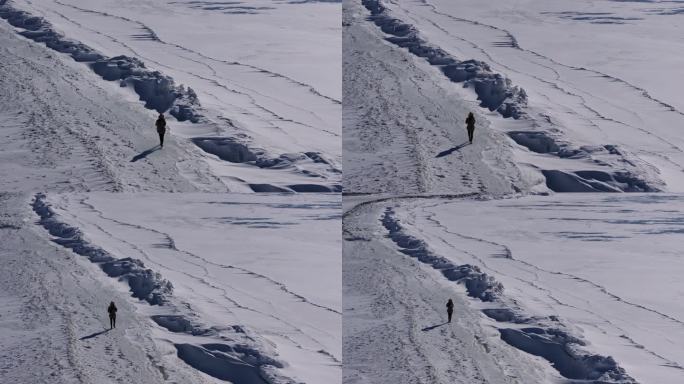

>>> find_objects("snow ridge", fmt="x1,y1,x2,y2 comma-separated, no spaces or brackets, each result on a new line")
381,207,503,301
0,0,202,123
361,0,527,119
380,207,638,383
32,193,173,305
31,193,296,384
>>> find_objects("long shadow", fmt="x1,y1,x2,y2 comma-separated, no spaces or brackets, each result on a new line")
436,142,469,158
421,322,448,332
131,146,160,162
79,328,110,340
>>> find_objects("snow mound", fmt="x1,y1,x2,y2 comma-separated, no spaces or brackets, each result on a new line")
32,193,173,305
507,131,660,192
0,1,103,62
151,315,216,336
381,207,503,301
175,343,289,384
542,169,657,193
91,56,201,122
0,1,201,122
191,137,260,163
500,328,637,383
361,0,527,119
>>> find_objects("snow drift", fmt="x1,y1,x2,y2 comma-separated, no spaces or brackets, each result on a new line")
32,193,173,305
0,0,202,123
381,207,503,301
361,0,527,119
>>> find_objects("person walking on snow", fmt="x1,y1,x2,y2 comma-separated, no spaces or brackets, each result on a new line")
155,113,167,148
446,298,454,323
465,112,475,144
108,301,117,329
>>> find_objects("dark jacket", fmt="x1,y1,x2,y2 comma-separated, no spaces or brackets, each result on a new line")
108,303,117,316
465,114,475,129
156,116,166,132
446,300,454,312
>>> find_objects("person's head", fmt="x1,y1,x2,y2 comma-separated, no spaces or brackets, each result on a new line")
468,112,473,118
447,298,452,303
110,301,115,306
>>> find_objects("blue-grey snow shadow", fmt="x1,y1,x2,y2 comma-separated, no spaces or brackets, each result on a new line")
436,142,469,158
79,329,110,340
175,343,272,384
131,146,160,162
422,322,448,332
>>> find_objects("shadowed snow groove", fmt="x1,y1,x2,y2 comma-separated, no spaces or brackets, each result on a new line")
380,206,637,383
361,0,527,119
175,344,284,384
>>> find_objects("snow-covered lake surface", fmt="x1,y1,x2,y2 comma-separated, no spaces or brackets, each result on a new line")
37,192,341,383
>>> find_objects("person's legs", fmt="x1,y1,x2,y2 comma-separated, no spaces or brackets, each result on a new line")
113,315,116,328
110,315,114,329
448,311,452,323
158,131,164,147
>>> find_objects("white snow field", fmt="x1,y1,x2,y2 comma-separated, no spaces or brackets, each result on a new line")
0,0,342,382
1,0,341,192
343,0,684,383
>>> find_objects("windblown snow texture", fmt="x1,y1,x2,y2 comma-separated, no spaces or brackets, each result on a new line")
32,193,173,305
361,0,527,119
0,0,201,122
381,206,637,383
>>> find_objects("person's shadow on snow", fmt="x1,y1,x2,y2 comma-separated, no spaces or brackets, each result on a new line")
421,322,448,332
79,329,111,340
436,142,470,158
131,146,160,162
